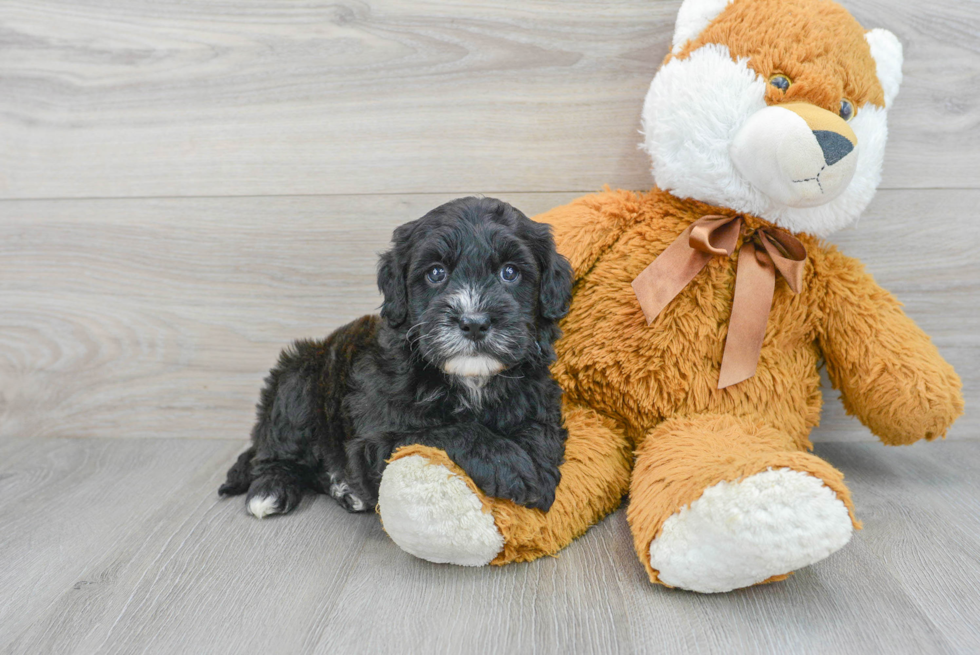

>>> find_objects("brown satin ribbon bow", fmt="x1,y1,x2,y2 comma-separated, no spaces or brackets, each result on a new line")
631,214,807,389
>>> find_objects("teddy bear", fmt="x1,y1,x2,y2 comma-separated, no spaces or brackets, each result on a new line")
373,0,964,592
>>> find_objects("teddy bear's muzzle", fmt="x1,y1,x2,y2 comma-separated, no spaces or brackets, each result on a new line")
730,102,858,209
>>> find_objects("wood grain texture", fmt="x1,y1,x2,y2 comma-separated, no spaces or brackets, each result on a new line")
1,190,975,443
2,436,979,654
0,437,245,651
1,0,978,199
819,441,980,653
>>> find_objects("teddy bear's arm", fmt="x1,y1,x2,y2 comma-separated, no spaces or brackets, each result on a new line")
533,189,641,280
815,246,963,445
386,422,562,511
378,399,633,567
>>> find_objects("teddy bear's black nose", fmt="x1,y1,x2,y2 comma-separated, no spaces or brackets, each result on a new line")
459,314,491,341
813,130,854,166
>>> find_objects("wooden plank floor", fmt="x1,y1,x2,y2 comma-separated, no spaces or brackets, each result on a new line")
1,436,979,654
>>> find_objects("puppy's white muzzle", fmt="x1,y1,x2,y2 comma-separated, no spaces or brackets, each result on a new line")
730,102,858,208
442,354,505,378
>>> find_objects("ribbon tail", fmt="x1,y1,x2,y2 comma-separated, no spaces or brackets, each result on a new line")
631,226,713,324
717,241,776,389
758,229,808,294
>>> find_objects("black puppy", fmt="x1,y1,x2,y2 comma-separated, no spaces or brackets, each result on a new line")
219,197,573,518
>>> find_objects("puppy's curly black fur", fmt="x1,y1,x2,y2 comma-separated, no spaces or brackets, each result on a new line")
219,197,573,517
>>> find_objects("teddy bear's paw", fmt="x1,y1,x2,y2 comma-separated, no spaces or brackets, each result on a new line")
648,468,853,593
378,455,504,566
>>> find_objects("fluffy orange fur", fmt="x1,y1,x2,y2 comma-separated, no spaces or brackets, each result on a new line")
391,187,962,583
675,0,886,111
387,0,963,586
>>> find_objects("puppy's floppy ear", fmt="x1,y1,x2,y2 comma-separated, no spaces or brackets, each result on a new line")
377,251,406,328
531,222,573,321
377,221,416,328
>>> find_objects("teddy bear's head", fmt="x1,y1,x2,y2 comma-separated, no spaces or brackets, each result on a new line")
641,0,902,236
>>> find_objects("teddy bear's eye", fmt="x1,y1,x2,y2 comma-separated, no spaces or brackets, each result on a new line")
839,98,856,122
769,74,791,92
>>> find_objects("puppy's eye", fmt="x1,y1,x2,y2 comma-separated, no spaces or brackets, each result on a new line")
769,74,791,92
499,264,520,283
839,98,856,122
425,265,447,284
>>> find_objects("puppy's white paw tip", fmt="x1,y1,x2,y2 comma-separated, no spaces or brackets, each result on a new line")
247,495,280,519
379,455,504,566
649,468,853,593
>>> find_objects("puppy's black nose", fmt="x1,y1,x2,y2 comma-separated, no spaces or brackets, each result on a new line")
458,314,491,341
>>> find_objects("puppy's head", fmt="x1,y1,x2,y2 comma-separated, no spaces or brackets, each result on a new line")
377,197,572,378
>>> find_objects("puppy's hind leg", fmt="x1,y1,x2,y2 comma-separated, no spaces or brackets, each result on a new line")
219,446,256,497
241,343,328,519
246,460,312,519
220,442,311,518
233,320,380,519
324,473,370,513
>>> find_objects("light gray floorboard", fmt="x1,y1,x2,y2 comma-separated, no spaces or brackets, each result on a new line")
1,0,978,198
819,442,980,652
0,438,243,651
2,436,979,654
1,190,976,444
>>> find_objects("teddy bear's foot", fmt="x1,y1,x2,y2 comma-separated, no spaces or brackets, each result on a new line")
648,468,853,593
378,454,504,566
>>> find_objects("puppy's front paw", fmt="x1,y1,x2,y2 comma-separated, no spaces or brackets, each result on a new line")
517,465,559,511
467,448,556,511
378,453,504,566
523,470,558,512
484,470,553,511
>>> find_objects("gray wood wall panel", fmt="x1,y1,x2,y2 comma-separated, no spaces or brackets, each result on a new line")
3,437,978,653
1,190,975,442
1,0,978,199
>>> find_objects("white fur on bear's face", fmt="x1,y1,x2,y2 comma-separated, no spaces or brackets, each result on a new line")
641,44,890,237
865,29,903,108
730,105,858,208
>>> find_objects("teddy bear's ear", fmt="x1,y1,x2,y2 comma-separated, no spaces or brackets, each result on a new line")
671,0,733,54
865,28,903,107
